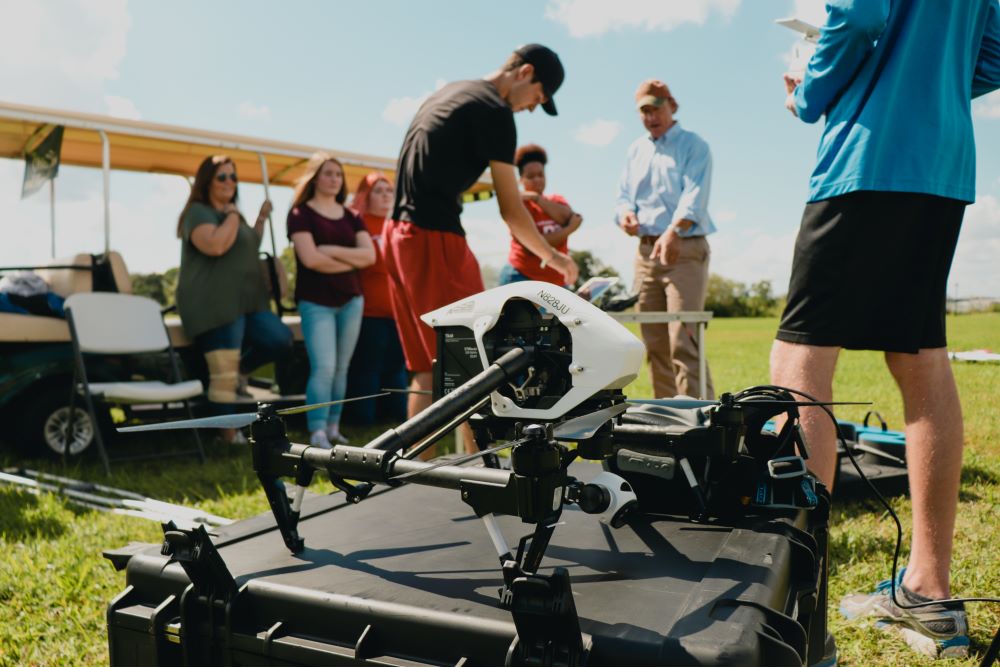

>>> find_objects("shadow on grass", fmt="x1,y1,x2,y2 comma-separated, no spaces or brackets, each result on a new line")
828,529,897,571
960,463,998,487
0,420,407,506
0,489,68,540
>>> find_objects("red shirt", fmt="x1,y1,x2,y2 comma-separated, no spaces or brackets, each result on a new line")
507,193,571,284
358,213,394,318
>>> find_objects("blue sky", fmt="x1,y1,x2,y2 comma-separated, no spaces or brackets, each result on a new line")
3,0,1000,297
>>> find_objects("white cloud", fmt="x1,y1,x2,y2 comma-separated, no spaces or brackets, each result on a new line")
0,0,131,110
574,119,622,147
709,226,797,292
545,0,741,38
713,208,738,224
951,194,1000,297
382,79,447,126
104,94,141,120
237,101,271,121
462,212,517,272
973,91,1000,119
788,0,827,27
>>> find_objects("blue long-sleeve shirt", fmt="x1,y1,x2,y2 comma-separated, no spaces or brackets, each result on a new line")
794,0,1000,203
614,122,716,237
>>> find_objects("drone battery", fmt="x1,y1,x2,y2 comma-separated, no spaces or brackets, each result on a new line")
432,325,482,400
106,463,832,667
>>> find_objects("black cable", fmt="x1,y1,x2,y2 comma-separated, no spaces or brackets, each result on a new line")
741,383,1000,610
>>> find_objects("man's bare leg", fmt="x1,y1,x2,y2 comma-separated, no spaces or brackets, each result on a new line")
769,340,842,489
886,348,962,600
408,371,477,457
408,371,433,418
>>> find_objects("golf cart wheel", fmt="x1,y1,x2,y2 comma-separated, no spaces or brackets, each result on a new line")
12,382,107,459
42,406,95,456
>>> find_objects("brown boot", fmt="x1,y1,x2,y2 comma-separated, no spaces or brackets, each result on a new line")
204,349,240,403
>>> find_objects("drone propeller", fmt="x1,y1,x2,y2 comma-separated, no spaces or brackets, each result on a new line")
276,393,390,416
117,392,390,434
552,403,629,441
627,398,718,410
393,404,629,480
380,387,432,396
391,439,523,481
117,411,260,433
626,398,870,410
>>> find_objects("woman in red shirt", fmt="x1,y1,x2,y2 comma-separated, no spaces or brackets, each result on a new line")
499,144,583,287
344,172,408,425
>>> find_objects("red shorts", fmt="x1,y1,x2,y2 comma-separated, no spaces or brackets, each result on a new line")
383,220,484,373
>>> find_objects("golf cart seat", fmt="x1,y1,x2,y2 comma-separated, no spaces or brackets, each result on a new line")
0,251,132,343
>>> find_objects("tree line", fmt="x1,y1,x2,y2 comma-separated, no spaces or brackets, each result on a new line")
131,251,779,318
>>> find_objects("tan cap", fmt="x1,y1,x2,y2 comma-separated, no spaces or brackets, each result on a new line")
635,79,678,112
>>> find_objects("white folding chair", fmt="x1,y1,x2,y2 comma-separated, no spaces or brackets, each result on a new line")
64,293,205,474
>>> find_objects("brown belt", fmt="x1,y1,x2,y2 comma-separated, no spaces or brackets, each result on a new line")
640,234,703,245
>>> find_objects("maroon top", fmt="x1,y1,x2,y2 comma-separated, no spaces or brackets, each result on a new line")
287,204,365,307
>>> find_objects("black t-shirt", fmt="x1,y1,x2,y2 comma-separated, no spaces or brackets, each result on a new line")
392,79,516,235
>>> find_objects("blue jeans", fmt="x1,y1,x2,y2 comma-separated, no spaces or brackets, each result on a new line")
344,316,407,425
195,310,293,373
498,264,532,285
299,297,364,432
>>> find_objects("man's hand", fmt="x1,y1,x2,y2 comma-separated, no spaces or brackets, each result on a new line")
783,73,802,117
651,227,681,265
520,190,540,203
547,251,579,285
619,211,640,237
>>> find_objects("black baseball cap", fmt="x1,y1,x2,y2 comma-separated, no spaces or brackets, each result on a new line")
514,43,564,116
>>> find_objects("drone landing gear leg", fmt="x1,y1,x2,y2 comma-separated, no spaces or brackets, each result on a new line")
501,522,589,667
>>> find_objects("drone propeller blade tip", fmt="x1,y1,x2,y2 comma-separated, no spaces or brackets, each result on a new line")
626,398,719,409
276,392,391,416
116,411,260,433
552,403,629,441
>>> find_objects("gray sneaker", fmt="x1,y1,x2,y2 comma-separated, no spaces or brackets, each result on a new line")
839,570,969,659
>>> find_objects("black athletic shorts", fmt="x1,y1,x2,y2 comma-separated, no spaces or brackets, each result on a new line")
776,191,965,353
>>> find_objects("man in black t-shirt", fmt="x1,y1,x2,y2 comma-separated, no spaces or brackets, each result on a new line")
383,44,578,452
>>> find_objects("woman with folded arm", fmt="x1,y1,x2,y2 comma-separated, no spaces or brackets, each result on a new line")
288,153,375,448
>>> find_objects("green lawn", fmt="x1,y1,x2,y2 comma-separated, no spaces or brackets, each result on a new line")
1,314,998,666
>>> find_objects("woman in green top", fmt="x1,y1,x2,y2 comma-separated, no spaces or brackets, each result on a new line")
176,155,292,414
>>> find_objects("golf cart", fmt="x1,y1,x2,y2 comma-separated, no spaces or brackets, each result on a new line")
0,100,494,461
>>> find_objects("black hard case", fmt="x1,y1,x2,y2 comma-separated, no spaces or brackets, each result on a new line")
106,463,830,667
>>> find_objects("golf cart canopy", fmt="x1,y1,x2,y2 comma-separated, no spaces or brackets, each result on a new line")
0,99,495,195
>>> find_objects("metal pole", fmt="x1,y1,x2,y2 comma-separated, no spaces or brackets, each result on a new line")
49,178,56,258
98,129,111,254
698,321,707,399
257,152,277,258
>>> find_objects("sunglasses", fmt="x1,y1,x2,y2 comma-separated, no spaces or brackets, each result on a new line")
215,173,238,183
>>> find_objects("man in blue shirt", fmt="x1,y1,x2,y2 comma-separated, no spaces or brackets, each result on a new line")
771,0,1000,659
615,79,715,399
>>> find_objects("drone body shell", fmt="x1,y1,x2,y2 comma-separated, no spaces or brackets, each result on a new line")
420,281,645,420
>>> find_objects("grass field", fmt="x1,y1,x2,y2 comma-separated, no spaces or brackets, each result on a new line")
1,313,998,666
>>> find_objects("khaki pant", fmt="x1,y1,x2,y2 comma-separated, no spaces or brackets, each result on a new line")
634,236,714,399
